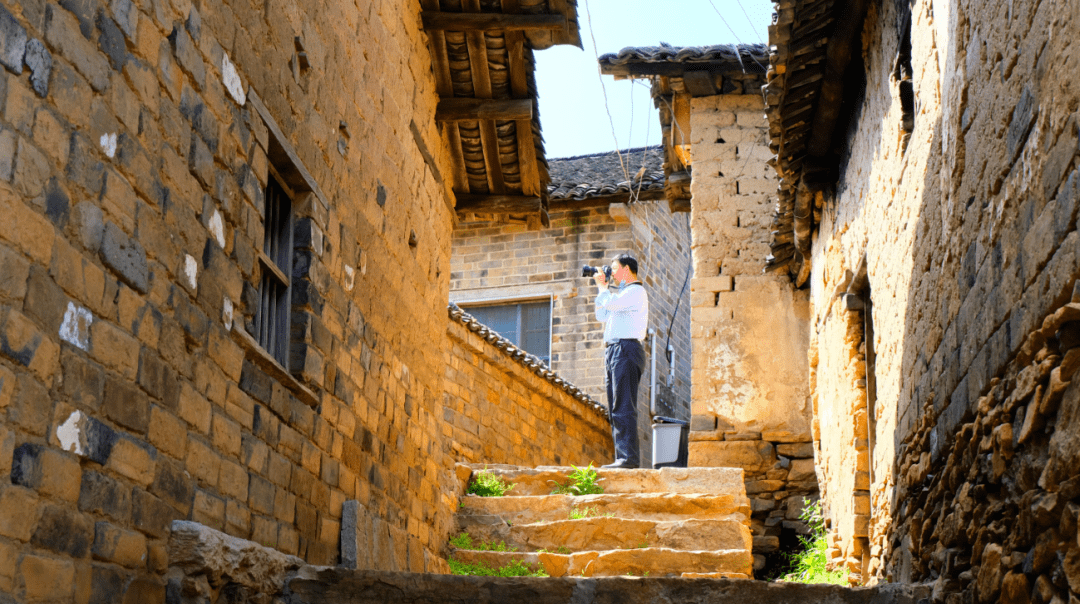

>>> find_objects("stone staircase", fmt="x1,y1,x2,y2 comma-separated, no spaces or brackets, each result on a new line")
449,463,755,578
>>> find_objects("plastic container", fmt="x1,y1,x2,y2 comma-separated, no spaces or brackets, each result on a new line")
651,416,688,468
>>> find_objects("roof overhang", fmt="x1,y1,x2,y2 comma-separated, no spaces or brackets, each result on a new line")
420,0,582,229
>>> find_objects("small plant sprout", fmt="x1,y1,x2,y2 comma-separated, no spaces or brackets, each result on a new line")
449,532,472,549
448,558,547,577
778,498,849,585
468,467,515,497
549,463,605,495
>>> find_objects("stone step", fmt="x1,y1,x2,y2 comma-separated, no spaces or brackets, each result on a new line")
289,568,928,604
456,516,752,554
459,463,747,497
458,492,751,526
450,547,754,578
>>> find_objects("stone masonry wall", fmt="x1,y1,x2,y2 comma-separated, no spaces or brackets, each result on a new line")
443,312,613,467
0,0,474,600
684,93,816,571
807,0,1080,589
450,200,693,467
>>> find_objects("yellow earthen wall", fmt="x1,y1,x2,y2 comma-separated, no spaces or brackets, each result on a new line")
808,0,1080,584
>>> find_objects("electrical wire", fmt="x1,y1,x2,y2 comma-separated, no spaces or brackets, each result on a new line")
702,0,769,73
582,0,631,184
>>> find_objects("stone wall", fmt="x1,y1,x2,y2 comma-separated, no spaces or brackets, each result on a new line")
0,0,470,599
443,308,613,467
450,200,693,466
806,0,1080,588
683,93,816,570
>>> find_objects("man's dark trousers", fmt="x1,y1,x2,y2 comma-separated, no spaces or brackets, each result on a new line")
605,339,645,466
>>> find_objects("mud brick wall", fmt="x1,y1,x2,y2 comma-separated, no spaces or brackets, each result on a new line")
450,200,693,467
0,0,483,599
683,93,816,571
443,312,612,467
805,0,1080,586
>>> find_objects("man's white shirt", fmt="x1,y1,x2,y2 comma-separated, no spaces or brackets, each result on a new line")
595,283,649,343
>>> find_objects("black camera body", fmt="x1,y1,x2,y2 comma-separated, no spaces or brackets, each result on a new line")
582,265,613,280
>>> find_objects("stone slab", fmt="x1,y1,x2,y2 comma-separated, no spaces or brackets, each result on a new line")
286,568,930,603
459,492,750,526
460,464,746,497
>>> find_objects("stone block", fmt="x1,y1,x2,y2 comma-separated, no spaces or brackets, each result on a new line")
88,564,125,604
150,457,194,514
148,405,187,459
54,407,118,465
108,435,156,486
0,5,27,72
10,442,80,501
97,13,127,70
186,438,220,487
168,520,303,594
168,24,204,86
8,371,53,436
92,521,146,567
776,442,814,458
44,4,109,91
132,489,180,539
688,440,775,473
24,38,51,97
103,372,150,433
787,458,817,483
0,484,39,540
101,222,149,293
31,503,93,557
79,469,131,522
0,183,55,264
20,553,74,602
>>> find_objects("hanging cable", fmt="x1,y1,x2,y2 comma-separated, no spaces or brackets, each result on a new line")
703,0,769,73
582,0,631,183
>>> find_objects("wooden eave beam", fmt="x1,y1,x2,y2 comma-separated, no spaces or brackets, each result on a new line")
435,98,533,122
422,12,566,32
806,0,871,158
455,194,541,214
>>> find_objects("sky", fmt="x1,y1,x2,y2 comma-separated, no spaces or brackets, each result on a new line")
534,0,772,159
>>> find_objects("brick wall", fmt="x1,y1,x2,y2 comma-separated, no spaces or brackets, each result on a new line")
450,200,693,467
0,0,486,599
682,94,816,569
443,309,612,467
806,0,1080,588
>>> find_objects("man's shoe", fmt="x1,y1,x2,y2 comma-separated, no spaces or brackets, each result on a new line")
601,460,640,469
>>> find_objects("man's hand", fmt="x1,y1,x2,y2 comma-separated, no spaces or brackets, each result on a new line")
593,271,608,289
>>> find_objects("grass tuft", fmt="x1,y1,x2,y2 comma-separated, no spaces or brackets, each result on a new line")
549,464,604,496
777,498,849,585
468,467,514,497
448,558,547,577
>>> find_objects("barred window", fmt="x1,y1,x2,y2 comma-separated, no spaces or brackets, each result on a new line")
256,174,293,368
463,300,551,365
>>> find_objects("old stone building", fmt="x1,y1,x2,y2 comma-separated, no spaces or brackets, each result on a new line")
598,45,818,573
450,146,693,465
763,0,1080,595
0,0,623,599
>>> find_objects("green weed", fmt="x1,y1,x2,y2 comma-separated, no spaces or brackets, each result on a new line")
448,558,547,577
538,546,572,555
468,468,515,497
448,532,518,552
777,499,849,585
549,463,604,496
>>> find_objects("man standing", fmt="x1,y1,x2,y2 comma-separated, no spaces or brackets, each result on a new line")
593,254,649,469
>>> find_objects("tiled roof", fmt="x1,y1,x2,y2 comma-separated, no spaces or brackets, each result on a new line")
547,147,665,201
447,303,609,421
598,43,769,72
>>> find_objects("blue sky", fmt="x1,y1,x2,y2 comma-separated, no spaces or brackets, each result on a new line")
535,0,772,159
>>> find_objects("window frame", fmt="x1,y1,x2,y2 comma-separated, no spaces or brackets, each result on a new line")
458,295,553,365
255,168,295,369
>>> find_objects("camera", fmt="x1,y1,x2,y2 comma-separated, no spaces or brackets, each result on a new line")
582,265,613,280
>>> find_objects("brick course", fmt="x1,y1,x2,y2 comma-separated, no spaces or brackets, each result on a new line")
0,0,608,599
